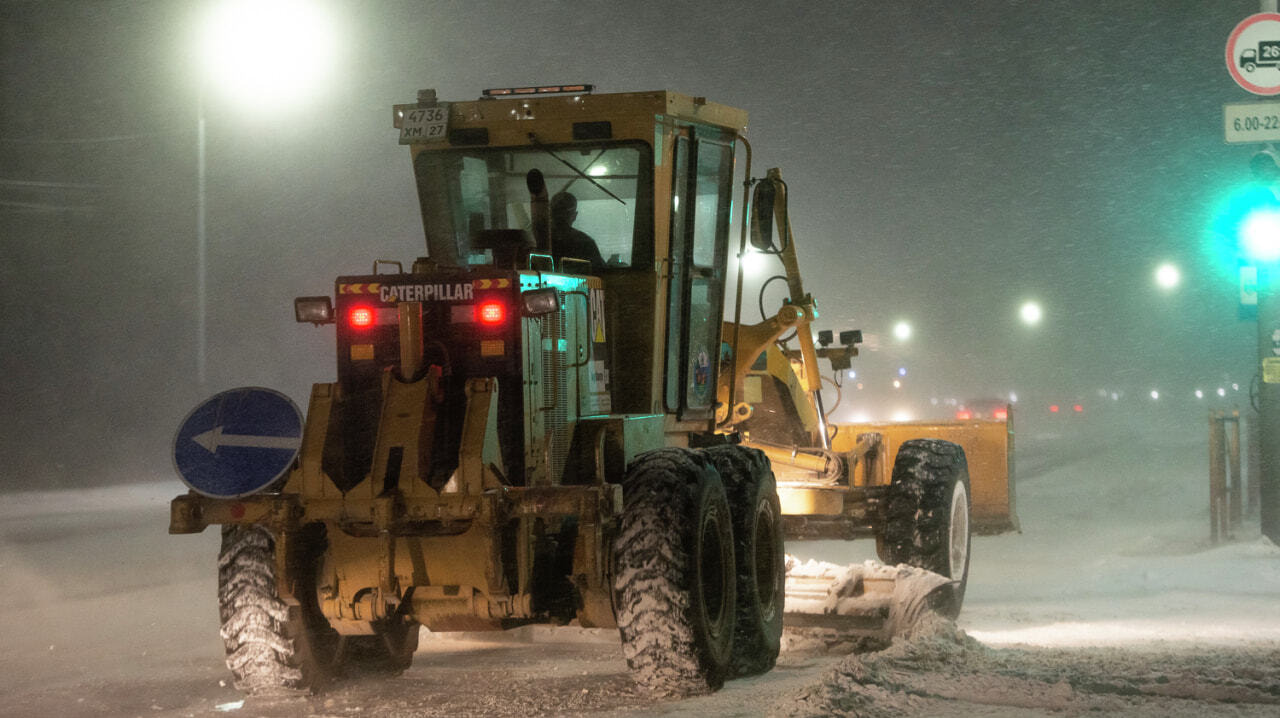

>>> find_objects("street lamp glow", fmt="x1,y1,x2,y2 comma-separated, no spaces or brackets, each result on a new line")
1154,263,1181,290
1150,390,1160,400
892,321,912,341
192,0,339,382
740,249,766,276
199,0,338,110
1019,301,1042,326
1195,389,1204,399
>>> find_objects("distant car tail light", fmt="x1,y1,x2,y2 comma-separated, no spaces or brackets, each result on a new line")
1049,404,1060,413
478,301,506,325
1073,404,1084,413
993,408,1008,421
349,306,374,328
956,409,973,420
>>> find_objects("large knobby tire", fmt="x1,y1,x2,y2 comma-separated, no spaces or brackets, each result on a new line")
878,439,972,618
613,448,737,696
218,525,303,692
218,524,417,693
700,444,784,678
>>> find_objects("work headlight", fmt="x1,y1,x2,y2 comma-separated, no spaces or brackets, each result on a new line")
294,296,334,325
521,288,560,317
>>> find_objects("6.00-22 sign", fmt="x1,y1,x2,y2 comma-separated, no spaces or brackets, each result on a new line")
1224,102,1280,143
1235,114,1280,132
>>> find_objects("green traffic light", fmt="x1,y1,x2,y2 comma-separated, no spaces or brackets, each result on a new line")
1208,183,1280,268
1205,152,1280,287
1242,207,1280,263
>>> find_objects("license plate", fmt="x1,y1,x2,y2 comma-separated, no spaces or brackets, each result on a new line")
399,105,449,144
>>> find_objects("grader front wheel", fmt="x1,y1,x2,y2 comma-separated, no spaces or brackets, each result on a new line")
878,439,972,618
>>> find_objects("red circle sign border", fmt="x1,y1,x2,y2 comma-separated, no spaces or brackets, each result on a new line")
1228,12,1280,96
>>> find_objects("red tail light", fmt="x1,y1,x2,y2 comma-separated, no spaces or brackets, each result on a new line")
1049,404,1060,413
956,410,972,420
349,306,374,328
478,301,506,325
993,408,1008,421
1073,404,1084,413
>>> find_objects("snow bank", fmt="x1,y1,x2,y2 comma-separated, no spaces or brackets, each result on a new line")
788,423,1280,652
0,479,176,520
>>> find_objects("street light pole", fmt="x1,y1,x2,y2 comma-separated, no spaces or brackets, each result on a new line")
1257,268,1280,541
1251,0,1277,539
192,0,337,387
196,92,207,386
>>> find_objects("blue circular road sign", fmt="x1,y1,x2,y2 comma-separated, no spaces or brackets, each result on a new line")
173,387,303,498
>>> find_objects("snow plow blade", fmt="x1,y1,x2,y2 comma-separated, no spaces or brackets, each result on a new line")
782,558,954,643
829,417,1017,535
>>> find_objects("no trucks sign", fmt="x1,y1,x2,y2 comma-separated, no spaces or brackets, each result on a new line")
1227,13,1280,95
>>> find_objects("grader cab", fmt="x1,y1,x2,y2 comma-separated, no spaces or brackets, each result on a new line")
170,85,1013,697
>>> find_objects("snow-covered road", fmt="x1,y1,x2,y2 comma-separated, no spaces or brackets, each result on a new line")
1,417,1277,716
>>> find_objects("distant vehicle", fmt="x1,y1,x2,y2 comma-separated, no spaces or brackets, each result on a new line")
1239,41,1280,72
956,398,1010,422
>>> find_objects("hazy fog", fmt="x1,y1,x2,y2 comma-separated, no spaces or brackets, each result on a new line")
0,1,1256,489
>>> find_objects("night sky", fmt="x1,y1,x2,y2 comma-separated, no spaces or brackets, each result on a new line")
0,1,1264,488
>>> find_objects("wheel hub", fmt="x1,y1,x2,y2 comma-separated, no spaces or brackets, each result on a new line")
948,481,970,578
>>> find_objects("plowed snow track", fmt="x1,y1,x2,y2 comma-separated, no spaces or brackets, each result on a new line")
3,423,1279,716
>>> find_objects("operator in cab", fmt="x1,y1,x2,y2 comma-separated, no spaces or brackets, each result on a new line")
549,191,606,272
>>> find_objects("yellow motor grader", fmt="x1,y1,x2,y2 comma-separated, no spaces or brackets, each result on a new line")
169,85,1014,697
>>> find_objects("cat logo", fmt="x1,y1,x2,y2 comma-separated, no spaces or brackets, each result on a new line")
378,283,475,303
590,288,606,343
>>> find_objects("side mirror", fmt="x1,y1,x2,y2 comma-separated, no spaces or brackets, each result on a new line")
526,167,547,196
527,168,550,252
749,179,776,251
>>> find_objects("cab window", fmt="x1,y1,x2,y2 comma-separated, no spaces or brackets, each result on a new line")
413,141,653,269
691,140,732,268
665,130,735,416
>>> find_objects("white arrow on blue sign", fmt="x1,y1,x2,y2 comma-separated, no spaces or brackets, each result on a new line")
173,387,303,498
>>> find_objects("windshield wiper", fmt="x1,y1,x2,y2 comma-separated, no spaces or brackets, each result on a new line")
527,133,625,205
